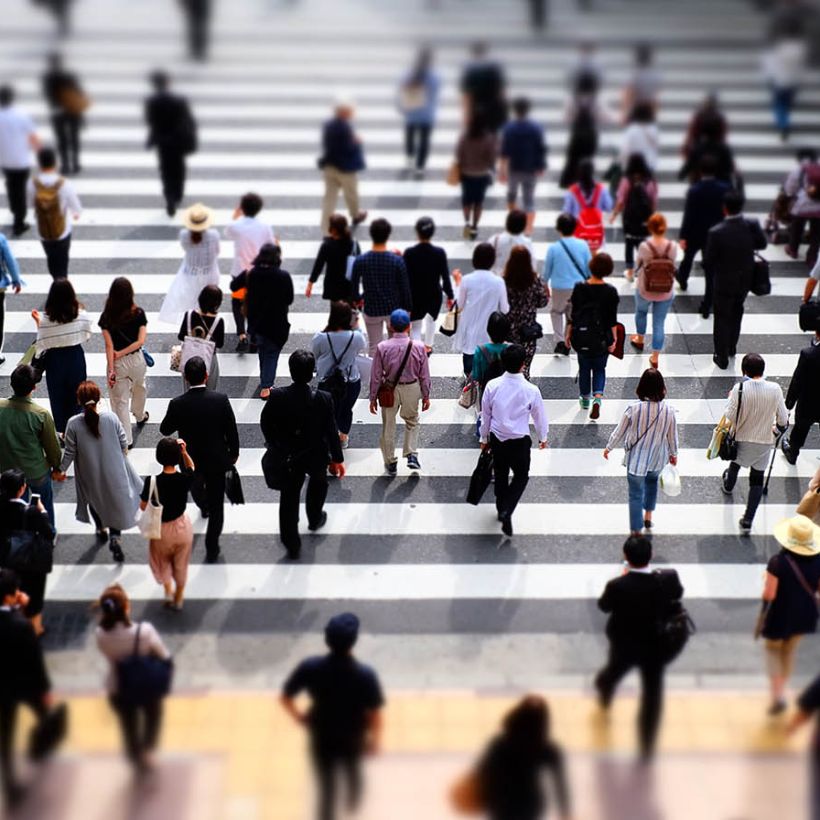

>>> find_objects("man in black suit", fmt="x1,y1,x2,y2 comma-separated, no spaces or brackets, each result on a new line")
0,569,53,808
704,190,768,369
160,357,239,563
144,71,197,216
676,154,731,310
594,536,684,762
179,0,211,61
261,350,345,559
782,320,820,464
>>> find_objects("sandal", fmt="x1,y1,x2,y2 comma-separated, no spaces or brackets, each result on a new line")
648,354,659,369
629,335,645,351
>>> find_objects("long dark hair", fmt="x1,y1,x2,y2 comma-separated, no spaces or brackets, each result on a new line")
324,301,354,332
407,47,432,86
252,243,282,269
45,278,80,324
100,277,138,329
97,583,131,631
503,246,537,292
76,380,101,438
501,695,550,755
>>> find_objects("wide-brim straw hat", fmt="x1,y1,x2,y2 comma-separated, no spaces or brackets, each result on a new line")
773,514,820,556
183,203,214,232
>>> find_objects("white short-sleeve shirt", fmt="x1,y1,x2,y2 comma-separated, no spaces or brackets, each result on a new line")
0,106,36,170
224,216,275,278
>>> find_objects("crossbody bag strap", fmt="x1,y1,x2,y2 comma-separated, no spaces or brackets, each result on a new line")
626,403,663,452
559,239,587,280
783,554,820,607
390,341,414,387
325,331,355,372
733,381,744,433
132,623,142,656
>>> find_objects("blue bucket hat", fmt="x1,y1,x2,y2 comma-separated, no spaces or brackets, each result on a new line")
389,308,411,331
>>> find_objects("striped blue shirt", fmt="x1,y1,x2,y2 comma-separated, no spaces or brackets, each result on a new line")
606,400,678,476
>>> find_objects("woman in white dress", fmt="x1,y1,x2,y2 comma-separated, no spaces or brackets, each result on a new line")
159,203,221,325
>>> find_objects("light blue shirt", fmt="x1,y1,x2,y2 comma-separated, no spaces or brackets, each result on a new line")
542,237,591,290
397,70,441,125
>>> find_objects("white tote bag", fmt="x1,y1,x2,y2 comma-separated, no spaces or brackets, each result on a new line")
138,475,163,540
180,312,219,372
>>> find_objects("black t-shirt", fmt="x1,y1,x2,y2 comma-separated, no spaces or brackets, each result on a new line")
282,654,385,750
762,550,820,640
140,470,194,522
99,307,148,351
178,311,225,349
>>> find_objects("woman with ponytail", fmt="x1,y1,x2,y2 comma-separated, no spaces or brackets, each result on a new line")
59,381,142,563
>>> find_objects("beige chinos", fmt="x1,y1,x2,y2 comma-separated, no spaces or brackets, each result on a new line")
380,381,421,465
109,350,147,446
321,165,360,234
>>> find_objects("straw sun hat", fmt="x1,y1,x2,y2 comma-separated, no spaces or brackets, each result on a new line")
773,514,820,557
182,203,214,233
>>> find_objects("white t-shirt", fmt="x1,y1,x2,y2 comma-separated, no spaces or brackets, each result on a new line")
0,106,36,170
26,172,82,240
620,123,660,170
224,216,275,278
489,232,534,276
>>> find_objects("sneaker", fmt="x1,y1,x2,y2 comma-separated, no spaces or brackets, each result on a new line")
553,341,570,356
406,454,421,470
385,461,397,476
738,517,752,536
579,397,590,410
589,399,602,420
109,537,125,563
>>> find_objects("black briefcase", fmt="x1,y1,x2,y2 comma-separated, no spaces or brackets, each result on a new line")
28,703,68,761
466,450,493,506
750,253,771,297
799,300,820,332
224,466,245,505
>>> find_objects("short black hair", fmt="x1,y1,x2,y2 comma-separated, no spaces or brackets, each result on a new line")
487,311,511,344
0,86,13,107
741,353,765,378
289,349,315,384
512,97,531,117
624,535,652,568
501,344,526,374
369,218,391,244
415,216,435,240
588,253,614,278
472,242,496,270
0,569,20,602
505,209,527,235
37,147,57,170
184,356,207,386
10,364,37,397
797,147,818,163
0,468,25,501
150,70,169,91
156,437,182,467
240,192,263,217
723,189,745,216
555,213,576,236
198,285,223,314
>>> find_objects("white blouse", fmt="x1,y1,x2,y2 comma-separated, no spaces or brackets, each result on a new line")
179,228,221,278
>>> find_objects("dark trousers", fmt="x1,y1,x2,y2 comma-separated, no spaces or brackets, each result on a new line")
788,217,820,270
334,379,361,436
595,645,665,759
184,0,211,60
191,466,225,554
51,112,81,174
279,465,329,553
0,290,5,353
0,696,47,797
624,236,643,269
311,743,363,820
108,695,162,766
232,297,246,337
491,434,531,519
675,241,703,287
3,168,29,232
157,146,186,208
404,123,432,170
42,235,71,279
43,344,86,432
724,462,766,523
89,505,121,537
789,408,820,455
713,292,746,362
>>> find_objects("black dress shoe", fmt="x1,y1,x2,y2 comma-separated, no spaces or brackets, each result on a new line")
712,354,729,370
0,355,5,365
109,538,125,563
308,511,328,532
781,437,798,465
166,202,176,217
205,549,221,564
199,507,209,519
500,514,513,537
12,223,30,237
699,302,710,319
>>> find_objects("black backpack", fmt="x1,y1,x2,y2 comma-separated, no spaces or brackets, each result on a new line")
317,332,354,409
570,292,608,355
622,179,653,237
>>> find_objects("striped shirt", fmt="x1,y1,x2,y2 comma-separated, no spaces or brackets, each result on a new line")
35,310,93,353
606,400,678,476
724,377,788,445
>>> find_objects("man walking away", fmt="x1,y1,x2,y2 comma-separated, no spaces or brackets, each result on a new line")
261,350,345,560
281,613,384,820
159,357,239,563
369,309,430,476
704,190,767,368
479,344,548,537
595,535,684,762
179,0,211,61
782,318,820,464
42,53,88,175
319,98,367,235
0,86,40,236
26,147,81,279
145,71,197,217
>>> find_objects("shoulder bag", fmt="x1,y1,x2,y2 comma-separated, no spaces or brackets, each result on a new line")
137,475,163,540
377,342,413,409
653,569,695,664
718,382,743,462
116,624,174,707
171,312,219,373
439,300,460,336
559,239,589,281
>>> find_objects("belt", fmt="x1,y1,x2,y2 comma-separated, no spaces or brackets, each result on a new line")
398,379,418,385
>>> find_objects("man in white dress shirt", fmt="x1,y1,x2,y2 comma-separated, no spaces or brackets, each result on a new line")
479,344,548,536
0,86,40,237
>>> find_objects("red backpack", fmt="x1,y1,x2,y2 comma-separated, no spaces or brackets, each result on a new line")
570,183,605,252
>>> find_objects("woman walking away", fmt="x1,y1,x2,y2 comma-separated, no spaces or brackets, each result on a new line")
603,368,678,536
566,253,619,420
306,213,355,303
398,47,441,178
488,209,534,276
0,468,54,636
95,584,172,776
758,514,820,715
59,381,142,563
503,246,547,378
404,216,454,355
475,695,571,820
31,277,92,434
619,103,660,172
99,277,149,449
631,213,677,369
455,116,497,240
159,203,220,325
179,285,225,391
562,158,612,254
140,437,195,611
609,153,657,281
310,301,367,449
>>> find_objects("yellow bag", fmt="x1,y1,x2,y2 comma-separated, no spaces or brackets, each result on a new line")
449,770,483,815
706,415,731,460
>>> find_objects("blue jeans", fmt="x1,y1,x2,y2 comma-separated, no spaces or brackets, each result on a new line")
577,352,608,398
634,293,674,353
25,474,55,533
627,470,660,533
254,334,282,390
771,85,796,132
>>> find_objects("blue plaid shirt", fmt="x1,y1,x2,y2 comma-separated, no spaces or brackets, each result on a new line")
351,250,412,317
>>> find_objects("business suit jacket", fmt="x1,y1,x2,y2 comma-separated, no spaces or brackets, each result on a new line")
159,386,239,473
0,608,50,703
145,91,196,150
678,177,731,247
704,215,767,297
598,569,684,652
786,341,820,418
261,384,343,470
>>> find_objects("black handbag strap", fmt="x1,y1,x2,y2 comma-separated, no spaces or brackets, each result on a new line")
386,341,414,387
559,239,588,280
326,331,355,370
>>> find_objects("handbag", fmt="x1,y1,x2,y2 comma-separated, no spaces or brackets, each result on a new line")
519,321,543,342
137,475,163,540
706,415,730,460
750,252,771,297
718,382,743,461
654,570,695,664
225,466,245,505
116,624,174,707
28,702,68,761
142,349,155,368
609,322,626,360
377,341,413,409
466,449,494,505
439,301,460,337
345,239,361,282
172,312,218,374
659,463,681,496
446,161,460,187
450,769,484,815
797,485,820,523
6,529,53,574
458,380,477,409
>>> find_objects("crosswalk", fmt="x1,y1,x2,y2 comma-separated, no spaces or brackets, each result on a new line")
3,0,820,677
